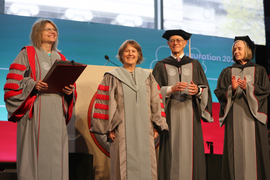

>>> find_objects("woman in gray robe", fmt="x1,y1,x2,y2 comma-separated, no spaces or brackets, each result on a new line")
4,19,76,180
214,36,270,180
90,40,169,180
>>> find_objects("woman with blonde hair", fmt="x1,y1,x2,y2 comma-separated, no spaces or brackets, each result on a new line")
4,19,76,180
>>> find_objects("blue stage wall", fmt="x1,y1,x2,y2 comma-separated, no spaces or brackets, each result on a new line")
0,14,235,120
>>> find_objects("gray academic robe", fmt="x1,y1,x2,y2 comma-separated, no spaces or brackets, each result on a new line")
90,67,168,180
4,47,76,180
152,56,213,180
214,61,270,180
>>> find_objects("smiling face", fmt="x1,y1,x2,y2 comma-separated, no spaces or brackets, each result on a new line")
122,44,139,67
41,22,57,45
233,41,246,62
167,35,187,56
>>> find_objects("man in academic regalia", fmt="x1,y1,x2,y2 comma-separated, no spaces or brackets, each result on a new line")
152,29,213,180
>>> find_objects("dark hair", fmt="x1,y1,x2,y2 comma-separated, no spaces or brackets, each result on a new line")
117,40,143,65
30,18,59,51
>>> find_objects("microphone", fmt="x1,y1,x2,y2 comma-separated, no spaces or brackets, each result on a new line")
104,55,109,60
104,55,119,67
104,56,109,66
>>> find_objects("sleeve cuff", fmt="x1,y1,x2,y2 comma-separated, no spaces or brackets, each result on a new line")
166,86,173,97
196,87,202,98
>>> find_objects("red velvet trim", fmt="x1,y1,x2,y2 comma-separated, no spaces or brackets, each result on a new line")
7,94,36,122
157,85,161,90
60,48,75,122
9,63,26,71
161,112,166,117
4,83,19,90
6,73,23,81
6,46,37,122
88,92,110,157
160,103,164,109
95,103,109,110
58,52,66,61
66,83,77,124
24,46,36,80
74,83,77,99
96,94,109,101
159,93,163,99
9,111,24,122
26,96,37,119
66,100,73,124
98,85,109,91
8,47,70,123
4,90,22,101
93,113,109,120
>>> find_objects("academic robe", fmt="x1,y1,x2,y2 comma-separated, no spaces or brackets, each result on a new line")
90,67,168,180
4,47,76,180
214,61,270,180
152,56,213,180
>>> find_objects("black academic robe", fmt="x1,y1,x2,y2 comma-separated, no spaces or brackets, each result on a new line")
214,61,270,180
152,55,213,180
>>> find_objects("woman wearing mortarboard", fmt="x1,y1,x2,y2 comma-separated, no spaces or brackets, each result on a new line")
214,36,270,180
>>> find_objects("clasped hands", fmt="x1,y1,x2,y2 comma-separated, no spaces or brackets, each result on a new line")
35,80,74,95
171,81,198,95
231,75,246,91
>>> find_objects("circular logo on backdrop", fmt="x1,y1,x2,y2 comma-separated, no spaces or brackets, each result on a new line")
168,69,176,76
183,68,191,76
245,75,252,82
42,62,50,71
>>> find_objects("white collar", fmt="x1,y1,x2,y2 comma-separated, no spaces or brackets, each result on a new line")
171,53,185,60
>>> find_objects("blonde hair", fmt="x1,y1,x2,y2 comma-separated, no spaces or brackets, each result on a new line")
30,18,59,51
232,40,253,62
117,40,144,65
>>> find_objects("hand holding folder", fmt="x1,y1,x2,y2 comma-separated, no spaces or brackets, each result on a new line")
40,60,86,93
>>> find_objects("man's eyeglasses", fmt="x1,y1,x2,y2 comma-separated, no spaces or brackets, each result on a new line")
43,28,57,32
169,39,184,44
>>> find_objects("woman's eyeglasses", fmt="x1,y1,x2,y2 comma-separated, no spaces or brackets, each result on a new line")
43,28,57,32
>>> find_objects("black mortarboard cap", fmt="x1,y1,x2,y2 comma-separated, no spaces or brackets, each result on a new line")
234,35,255,56
162,29,192,40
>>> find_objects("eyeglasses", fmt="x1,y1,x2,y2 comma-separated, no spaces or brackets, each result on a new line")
43,28,57,32
169,39,185,44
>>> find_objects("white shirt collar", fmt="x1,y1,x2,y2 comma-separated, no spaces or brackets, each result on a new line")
171,53,185,60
